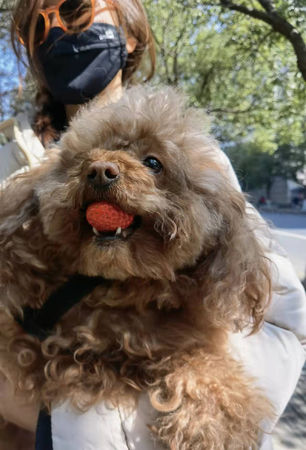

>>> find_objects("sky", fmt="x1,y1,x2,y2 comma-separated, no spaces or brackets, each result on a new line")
0,32,27,120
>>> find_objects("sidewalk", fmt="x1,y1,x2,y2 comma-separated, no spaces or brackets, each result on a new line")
272,363,306,449
258,206,306,215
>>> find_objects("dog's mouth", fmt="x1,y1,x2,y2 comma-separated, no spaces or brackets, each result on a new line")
92,216,141,242
85,201,141,243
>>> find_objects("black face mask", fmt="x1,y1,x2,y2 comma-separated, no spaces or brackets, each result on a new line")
37,23,128,104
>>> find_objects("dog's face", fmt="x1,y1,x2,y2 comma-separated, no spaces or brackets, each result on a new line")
33,87,245,281
0,86,270,330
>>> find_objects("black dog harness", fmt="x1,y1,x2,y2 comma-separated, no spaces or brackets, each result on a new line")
15,274,106,450
16,274,106,341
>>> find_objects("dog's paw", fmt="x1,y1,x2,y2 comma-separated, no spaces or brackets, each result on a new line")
149,352,273,449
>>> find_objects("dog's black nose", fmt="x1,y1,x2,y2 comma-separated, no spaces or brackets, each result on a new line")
87,161,120,188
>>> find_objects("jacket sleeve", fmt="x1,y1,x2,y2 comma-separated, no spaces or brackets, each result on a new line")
0,140,29,185
0,114,45,187
217,148,306,351
51,395,161,450
218,149,306,434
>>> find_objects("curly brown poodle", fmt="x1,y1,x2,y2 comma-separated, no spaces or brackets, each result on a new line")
0,86,273,449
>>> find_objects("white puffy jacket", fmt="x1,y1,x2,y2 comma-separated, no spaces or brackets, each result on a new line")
0,113,45,183
1,115,305,450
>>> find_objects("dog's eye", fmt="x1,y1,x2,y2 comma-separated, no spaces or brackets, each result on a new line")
143,156,163,174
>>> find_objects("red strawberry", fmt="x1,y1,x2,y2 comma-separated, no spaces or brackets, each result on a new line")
86,202,134,232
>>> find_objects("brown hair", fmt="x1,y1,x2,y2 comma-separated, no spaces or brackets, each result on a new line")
11,0,155,144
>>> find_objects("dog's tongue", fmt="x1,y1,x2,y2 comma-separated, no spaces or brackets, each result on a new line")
86,202,134,232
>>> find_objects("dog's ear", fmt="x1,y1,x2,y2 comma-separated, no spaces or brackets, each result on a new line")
190,184,271,334
0,164,48,236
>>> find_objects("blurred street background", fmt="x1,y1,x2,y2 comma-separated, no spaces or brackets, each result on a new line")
262,211,306,283
0,0,305,448
261,211,306,449
273,364,306,449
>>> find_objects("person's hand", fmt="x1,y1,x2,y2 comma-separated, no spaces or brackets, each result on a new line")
0,423,35,450
0,370,39,432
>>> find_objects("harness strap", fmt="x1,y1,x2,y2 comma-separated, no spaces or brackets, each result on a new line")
35,410,53,450
15,274,106,341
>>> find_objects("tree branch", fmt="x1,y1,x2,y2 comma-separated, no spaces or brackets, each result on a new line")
216,0,306,81
257,0,275,13
218,1,274,23
208,103,256,115
172,27,186,85
151,14,174,84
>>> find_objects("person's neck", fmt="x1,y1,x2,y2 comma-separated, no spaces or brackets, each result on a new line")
65,71,123,122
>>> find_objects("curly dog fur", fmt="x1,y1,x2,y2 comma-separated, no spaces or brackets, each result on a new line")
0,86,272,449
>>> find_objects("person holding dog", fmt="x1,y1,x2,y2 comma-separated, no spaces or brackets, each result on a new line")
0,1,305,449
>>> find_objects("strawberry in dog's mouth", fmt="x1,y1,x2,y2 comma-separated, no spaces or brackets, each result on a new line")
86,202,141,242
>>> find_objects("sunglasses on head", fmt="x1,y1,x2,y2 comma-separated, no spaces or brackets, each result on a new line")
18,0,115,46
